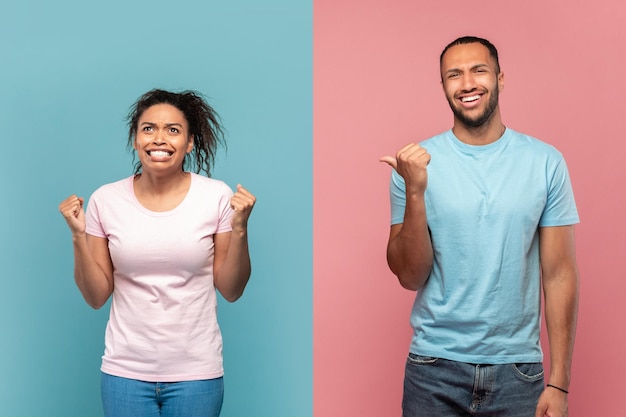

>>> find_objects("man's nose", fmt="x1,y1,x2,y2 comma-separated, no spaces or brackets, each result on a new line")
460,73,477,92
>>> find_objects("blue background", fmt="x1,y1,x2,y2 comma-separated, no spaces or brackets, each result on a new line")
1,1,312,416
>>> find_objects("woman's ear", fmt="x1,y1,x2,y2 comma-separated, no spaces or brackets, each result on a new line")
186,135,194,153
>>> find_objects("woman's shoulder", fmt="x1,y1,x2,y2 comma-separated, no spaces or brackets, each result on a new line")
90,176,134,199
190,173,230,190
189,173,234,199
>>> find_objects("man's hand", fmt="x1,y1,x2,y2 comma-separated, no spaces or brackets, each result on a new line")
380,143,431,194
534,387,568,417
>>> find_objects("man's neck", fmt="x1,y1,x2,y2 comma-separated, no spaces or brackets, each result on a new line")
452,111,506,146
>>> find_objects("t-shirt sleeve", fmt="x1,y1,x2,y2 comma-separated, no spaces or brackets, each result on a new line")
85,190,107,238
539,157,579,227
390,170,407,225
216,182,234,234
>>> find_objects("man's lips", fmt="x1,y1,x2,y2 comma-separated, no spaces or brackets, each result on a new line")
457,93,484,108
460,94,482,103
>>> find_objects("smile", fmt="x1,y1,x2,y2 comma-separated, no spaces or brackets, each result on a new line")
460,95,482,103
147,150,173,157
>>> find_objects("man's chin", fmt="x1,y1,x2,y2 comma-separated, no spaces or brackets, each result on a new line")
455,112,490,128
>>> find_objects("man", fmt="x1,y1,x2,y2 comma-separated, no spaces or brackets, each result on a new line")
380,36,579,417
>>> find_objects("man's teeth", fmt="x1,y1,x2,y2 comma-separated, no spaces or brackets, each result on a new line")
461,95,481,103
149,151,171,157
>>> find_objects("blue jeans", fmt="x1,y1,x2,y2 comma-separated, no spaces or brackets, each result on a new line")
101,373,224,417
402,354,544,417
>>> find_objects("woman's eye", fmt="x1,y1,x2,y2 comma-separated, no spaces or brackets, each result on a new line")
142,126,153,132
169,127,179,134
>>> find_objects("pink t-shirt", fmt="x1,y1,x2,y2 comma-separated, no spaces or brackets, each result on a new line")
85,173,233,382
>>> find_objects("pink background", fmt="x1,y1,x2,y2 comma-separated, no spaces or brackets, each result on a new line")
314,1,626,416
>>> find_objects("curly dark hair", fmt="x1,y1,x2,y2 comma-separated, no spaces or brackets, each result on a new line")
127,89,225,176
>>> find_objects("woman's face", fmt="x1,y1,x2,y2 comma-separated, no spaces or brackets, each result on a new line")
133,103,194,175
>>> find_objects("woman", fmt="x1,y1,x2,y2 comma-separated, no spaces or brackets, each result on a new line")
58,89,256,417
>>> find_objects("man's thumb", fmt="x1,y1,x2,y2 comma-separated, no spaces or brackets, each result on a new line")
379,156,397,170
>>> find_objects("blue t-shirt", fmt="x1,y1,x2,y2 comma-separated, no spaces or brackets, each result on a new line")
390,128,579,364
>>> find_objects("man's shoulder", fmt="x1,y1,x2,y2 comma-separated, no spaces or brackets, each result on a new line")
418,130,451,149
421,130,450,142
506,128,564,157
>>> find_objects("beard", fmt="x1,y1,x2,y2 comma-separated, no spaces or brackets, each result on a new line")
448,85,499,128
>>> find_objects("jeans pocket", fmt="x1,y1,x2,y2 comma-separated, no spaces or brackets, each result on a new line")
407,353,439,365
512,362,544,381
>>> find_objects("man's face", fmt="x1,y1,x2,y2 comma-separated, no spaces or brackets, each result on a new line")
440,42,504,128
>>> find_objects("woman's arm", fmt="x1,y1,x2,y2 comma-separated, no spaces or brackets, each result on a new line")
213,185,256,302
59,195,114,309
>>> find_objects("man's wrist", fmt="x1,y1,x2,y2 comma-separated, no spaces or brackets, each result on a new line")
546,383,569,394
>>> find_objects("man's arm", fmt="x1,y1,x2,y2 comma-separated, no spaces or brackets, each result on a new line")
386,198,433,291
381,143,433,291
535,225,579,417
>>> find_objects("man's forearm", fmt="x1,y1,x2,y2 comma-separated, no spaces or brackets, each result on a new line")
543,267,579,389
387,194,433,290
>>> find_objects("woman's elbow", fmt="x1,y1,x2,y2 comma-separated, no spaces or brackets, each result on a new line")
85,296,108,310
221,289,244,303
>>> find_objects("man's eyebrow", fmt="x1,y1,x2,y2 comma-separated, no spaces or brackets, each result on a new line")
445,63,490,74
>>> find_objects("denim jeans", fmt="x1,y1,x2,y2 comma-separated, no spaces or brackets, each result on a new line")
101,373,224,417
402,354,544,417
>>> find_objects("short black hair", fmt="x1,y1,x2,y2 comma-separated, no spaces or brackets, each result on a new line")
440,36,501,75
